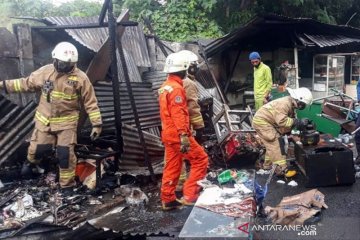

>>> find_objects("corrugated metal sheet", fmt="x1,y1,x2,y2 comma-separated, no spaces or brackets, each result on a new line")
302,33,360,48
94,81,161,131
121,24,151,67
117,49,142,83
44,16,151,67
120,124,163,173
0,95,37,165
204,14,360,57
45,16,108,52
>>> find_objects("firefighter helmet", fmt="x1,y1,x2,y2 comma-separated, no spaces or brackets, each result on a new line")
287,87,313,105
177,50,199,63
163,52,190,73
52,42,78,63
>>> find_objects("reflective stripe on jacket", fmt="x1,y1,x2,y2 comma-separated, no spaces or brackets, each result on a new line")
183,77,204,130
158,74,191,143
4,64,102,131
252,96,295,132
254,62,272,99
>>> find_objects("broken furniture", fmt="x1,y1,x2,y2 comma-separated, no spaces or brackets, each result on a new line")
297,88,358,137
212,105,263,167
294,135,355,187
75,142,118,190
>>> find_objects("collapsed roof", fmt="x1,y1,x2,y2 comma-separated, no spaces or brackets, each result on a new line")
203,14,360,57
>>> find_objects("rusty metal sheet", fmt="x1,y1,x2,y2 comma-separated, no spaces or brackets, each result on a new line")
0,95,37,165
120,124,164,173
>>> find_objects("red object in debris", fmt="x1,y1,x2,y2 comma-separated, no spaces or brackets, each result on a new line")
75,161,96,182
225,134,240,161
223,132,262,163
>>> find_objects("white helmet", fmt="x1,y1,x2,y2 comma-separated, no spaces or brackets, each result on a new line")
163,52,190,73
287,87,313,105
52,42,78,63
177,50,199,63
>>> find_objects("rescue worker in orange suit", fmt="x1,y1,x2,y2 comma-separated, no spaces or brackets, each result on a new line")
159,52,208,210
175,50,205,191
0,42,102,195
252,87,313,177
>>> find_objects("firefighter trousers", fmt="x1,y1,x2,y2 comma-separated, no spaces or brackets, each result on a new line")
161,136,208,203
27,128,77,188
252,123,287,168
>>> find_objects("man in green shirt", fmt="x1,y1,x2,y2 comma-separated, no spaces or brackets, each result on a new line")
249,52,273,110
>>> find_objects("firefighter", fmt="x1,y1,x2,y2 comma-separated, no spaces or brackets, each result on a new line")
0,42,102,195
174,50,205,191
159,52,208,210
249,51,273,110
252,87,313,177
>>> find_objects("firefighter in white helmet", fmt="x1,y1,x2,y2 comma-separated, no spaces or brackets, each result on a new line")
159,51,208,210
252,87,313,177
0,42,102,195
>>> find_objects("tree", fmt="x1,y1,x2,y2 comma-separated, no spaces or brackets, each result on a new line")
0,0,102,30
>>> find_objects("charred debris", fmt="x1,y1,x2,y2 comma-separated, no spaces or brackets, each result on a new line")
0,4,261,239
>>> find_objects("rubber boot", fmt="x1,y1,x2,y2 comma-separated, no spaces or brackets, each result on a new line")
21,160,45,179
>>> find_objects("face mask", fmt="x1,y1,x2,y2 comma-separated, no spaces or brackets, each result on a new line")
297,101,306,110
188,63,198,76
172,70,187,80
54,59,75,73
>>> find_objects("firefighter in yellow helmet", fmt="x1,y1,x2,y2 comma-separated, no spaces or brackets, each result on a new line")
0,42,102,195
252,87,313,177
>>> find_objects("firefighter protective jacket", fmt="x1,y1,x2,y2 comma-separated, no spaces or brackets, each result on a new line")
2,64,102,131
158,74,191,144
252,96,295,135
253,62,272,100
183,77,204,130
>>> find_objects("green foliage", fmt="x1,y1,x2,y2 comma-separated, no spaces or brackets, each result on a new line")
53,0,102,17
148,0,222,42
0,0,359,42
0,0,102,30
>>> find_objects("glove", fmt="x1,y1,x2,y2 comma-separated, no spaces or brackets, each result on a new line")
90,126,102,141
195,128,204,144
293,118,309,131
180,134,190,153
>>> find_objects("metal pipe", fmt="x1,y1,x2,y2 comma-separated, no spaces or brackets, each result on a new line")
98,0,110,25
142,17,170,57
117,36,156,182
323,102,358,114
108,0,123,156
294,47,299,88
197,41,227,104
313,94,336,102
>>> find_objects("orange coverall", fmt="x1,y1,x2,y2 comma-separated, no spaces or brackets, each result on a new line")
158,74,208,204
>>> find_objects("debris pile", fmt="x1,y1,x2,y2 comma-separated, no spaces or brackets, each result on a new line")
265,189,328,225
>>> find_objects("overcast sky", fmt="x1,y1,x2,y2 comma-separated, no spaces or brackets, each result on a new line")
52,0,103,6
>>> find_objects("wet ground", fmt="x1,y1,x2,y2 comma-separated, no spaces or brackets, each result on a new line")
88,168,359,240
